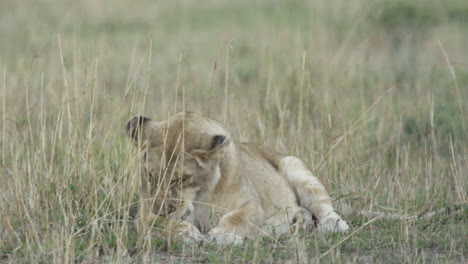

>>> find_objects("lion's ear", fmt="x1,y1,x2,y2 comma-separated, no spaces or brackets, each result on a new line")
125,115,153,146
210,135,228,152
191,134,229,160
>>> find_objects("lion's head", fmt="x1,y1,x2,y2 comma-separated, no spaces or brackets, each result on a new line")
125,112,229,216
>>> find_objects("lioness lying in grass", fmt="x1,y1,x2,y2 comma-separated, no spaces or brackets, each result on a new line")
126,112,349,244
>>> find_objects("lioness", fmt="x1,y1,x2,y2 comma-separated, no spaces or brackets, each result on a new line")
126,112,349,244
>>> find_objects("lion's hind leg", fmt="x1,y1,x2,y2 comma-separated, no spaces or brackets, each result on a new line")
279,156,349,233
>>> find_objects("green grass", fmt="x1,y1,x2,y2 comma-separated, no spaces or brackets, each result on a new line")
0,0,467,263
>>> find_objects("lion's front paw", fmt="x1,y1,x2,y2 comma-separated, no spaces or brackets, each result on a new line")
175,221,206,244
207,227,244,245
318,211,349,233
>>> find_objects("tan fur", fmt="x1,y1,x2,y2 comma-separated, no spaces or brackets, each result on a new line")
126,112,349,244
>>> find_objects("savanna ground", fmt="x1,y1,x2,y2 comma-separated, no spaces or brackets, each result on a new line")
0,0,467,263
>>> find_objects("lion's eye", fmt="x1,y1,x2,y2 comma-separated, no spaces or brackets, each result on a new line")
171,174,191,185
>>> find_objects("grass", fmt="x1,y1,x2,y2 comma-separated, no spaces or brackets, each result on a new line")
0,0,467,263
